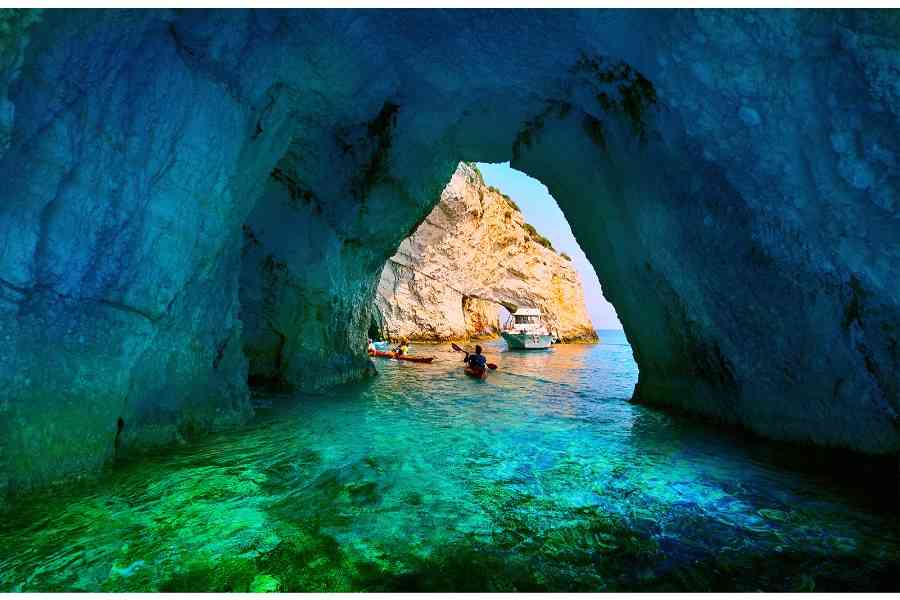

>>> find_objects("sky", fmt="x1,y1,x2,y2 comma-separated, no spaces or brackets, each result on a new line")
476,162,623,331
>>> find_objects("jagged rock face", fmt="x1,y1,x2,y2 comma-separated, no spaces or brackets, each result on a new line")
238,173,387,391
1,9,898,493
374,163,597,342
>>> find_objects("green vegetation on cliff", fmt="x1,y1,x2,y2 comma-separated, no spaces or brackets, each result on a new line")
523,222,554,250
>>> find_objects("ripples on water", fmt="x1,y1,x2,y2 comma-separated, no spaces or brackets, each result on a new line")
1,331,897,591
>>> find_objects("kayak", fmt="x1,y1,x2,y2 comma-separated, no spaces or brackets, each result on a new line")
369,349,435,364
464,366,487,380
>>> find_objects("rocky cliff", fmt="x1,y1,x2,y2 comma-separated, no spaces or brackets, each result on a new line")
374,163,597,342
1,9,898,495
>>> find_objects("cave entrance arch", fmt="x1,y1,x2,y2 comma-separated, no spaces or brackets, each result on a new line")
231,41,896,456
235,54,853,452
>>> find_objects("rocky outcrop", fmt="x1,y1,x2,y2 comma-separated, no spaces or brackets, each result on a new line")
374,163,597,342
1,10,898,494
238,171,387,392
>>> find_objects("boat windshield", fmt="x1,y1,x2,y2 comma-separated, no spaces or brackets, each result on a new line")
515,315,538,324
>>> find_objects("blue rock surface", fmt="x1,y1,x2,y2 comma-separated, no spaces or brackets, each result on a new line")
0,9,897,494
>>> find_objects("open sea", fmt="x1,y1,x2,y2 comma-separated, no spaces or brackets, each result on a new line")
1,330,897,591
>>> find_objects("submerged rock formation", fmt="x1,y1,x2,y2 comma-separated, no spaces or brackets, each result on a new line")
374,163,597,342
1,9,898,494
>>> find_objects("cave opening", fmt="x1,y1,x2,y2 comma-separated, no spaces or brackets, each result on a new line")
231,50,666,409
371,159,625,351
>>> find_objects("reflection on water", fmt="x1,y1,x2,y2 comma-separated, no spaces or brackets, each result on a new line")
1,331,897,591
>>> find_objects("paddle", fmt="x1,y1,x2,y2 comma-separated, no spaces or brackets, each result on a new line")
450,343,498,370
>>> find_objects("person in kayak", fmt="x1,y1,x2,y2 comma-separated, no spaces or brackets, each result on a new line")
463,345,487,371
394,339,410,356
367,338,376,354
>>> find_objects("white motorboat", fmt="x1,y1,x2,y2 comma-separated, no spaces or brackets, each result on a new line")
500,307,554,349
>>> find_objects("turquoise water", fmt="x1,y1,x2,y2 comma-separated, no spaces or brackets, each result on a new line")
1,331,898,591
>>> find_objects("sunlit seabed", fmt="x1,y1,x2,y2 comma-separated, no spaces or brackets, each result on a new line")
1,331,897,591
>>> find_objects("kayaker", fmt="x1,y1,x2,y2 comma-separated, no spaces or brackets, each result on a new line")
395,339,410,356
463,345,488,371
367,338,376,353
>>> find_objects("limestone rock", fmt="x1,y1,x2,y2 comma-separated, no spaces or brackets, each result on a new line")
374,163,598,343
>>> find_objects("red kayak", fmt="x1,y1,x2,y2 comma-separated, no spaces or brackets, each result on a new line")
369,349,435,364
464,366,487,380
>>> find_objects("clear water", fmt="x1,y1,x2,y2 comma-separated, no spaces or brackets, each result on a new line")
1,331,897,592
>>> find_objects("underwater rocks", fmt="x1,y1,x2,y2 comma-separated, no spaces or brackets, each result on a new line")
0,9,898,494
374,163,598,342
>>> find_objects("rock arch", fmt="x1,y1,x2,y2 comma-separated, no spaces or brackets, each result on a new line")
1,9,897,493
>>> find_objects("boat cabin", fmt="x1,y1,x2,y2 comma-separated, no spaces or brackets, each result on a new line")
504,308,547,332
513,308,540,324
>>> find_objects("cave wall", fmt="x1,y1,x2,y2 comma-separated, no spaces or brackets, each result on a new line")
0,10,292,491
509,11,900,452
237,162,418,391
1,9,898,494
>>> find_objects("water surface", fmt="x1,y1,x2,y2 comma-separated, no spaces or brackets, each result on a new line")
2,331,897,591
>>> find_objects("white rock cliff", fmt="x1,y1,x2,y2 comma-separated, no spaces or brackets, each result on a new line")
374,163,598,342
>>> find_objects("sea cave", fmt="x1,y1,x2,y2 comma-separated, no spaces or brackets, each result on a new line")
0,8,898,593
